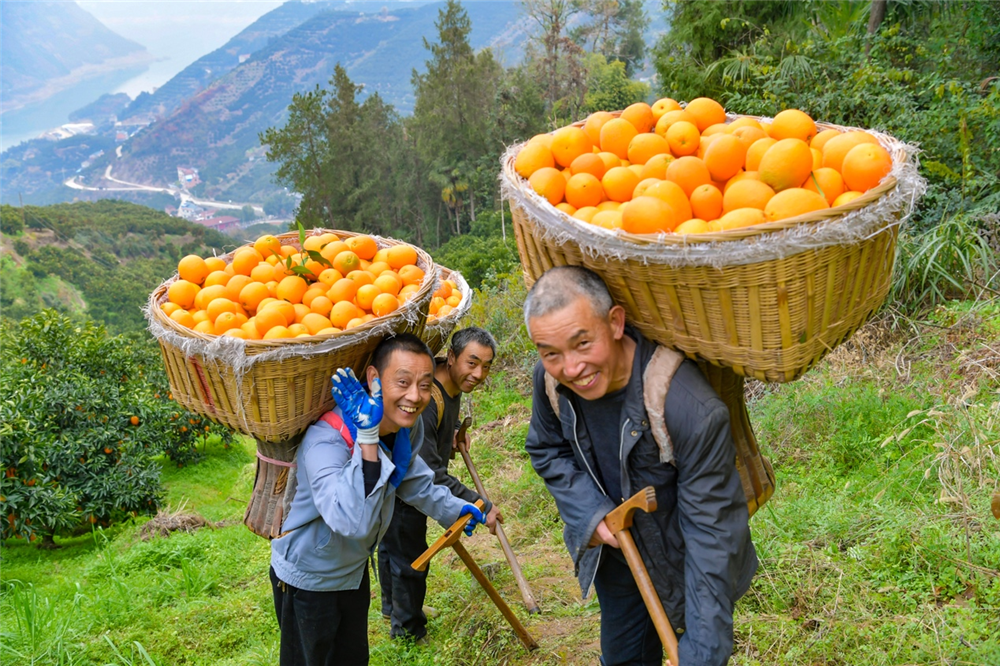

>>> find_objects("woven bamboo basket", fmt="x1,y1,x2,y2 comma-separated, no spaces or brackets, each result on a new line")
502,114,923,383
422,268,473,355
145,229,438,444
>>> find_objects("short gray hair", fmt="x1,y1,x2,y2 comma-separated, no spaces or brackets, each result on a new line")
523,266,613,331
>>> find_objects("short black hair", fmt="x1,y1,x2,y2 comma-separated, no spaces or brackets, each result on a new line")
449,326,497,359
371,333,434,374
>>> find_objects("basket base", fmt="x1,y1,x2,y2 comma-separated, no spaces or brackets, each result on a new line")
244,437,301,539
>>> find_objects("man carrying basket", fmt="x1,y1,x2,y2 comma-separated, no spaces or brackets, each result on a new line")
523,266,758,666
269,333,486,665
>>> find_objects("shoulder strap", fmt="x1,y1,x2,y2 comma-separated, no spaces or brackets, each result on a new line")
641,346,686,465
319,411,355,453
544,373,561,419
429,383,445,429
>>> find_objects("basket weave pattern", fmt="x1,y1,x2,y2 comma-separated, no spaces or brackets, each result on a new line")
422,268,473,355
147,230,437,442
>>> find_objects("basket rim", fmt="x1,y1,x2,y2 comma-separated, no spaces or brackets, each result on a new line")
501,112,913,246
425,267,472,334
147,229,437,352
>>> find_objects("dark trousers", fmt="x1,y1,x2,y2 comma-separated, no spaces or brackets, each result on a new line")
377,498,430,639
593,548,664,666
270,565,370,666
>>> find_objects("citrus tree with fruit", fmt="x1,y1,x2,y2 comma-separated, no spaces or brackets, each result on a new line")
0,312,231,546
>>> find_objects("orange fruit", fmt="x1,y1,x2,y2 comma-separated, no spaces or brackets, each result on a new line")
726,117,764,132
194,285,229,311
192,310,210,325
262,300,296,326
372,248,390,264
177,255,209,285
556,202,577,216
373,273,401,296
355,284,381,312
333,251,361,275
254,235,282,258
515,142,555,178
303,257,327,280
583,111,615,145
596,152,622,172
318,268,344,287
833,191,864,207
730,126,768,151
250,262,277,283
301,286,327,308
745,137,777,171
768,109,817,142
665,156,711,197
253,306,287,335
724,171,759,193
722,179,776,213
310,295,334,317
257,297,277,312
821,131,878,172
632,178,662,198
204,257,226,273
224,328,248,339
804,167,845,205
429,296,446,314
621,103,655,133
386,244,417,270
570,152,607,179
529,167,566,205
591,210,624,230
596,201,622,212
654,109,696,137
572,206,600,223
169,309,196,329
302,235,328,254
602,166,641,203
320,240,350,264
703,134,748,182
398,284,420,302
206,297,237,322
640,154,674,180
841,143,892,192
347,235,378,260
565,173,604,209
232,248,264,276
811,129,841,152
665,121,700,156
674,218,710,234
689,184,723,222
397,265,425,288
446,294,461,308
329,301,360,329
347,270,374,286
626,133,670,166
718,208,767,230
560,168,573,183
235,281,266,312
684,97,726,131
644,180,693,222
213,312,241,335
263,325,292,340
345,317,366,330
167,280,200,309
758,139,814,192
275,275,308,304
764,188,829,222
551,126,592,167
651,97,681,120
300,313,331,335
529,133,554,148
161,302,181,316
366,261,392,277
193,320,215,334
702,123,728,137
223,274,250,301
203,270,231,288
810,148,823,171
241,321,262,339
599,118,639,159
621,196,678,234
371,293,400,318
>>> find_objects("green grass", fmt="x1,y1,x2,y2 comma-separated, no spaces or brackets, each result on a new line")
2,298,998,665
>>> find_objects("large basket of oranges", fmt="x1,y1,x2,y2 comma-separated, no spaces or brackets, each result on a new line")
145,229,437,444
502,100,925,383
422,268,472,355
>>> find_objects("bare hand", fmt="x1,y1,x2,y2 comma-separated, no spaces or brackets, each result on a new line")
588,519,620,548
453,431,469,453
485,505,503,534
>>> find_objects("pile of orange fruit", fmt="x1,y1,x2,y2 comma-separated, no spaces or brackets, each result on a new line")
514,97,894,234
160,233,461,340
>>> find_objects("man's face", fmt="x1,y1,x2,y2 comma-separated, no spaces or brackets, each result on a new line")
367,350,434,433
447,341,495,394
528,297,626,401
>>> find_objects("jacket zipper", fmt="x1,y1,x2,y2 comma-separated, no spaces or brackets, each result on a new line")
618,418,630,502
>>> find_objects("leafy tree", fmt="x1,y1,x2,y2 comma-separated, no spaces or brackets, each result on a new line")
571,0,649,75
1,205,24,235
521,0,588,122
583,54,649,113
0,312,231,546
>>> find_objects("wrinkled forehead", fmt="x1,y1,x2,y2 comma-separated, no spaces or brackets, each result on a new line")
528,297,608,347
379,350,434,379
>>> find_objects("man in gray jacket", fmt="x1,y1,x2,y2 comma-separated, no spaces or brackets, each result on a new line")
270,334,485,665
523,267,757,666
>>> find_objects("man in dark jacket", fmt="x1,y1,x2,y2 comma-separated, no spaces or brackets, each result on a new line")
378,327,503,640
523,266,757,666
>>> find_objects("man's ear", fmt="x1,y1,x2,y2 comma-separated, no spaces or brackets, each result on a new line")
446,349,456,366
365,364,380,387
609,304,627,340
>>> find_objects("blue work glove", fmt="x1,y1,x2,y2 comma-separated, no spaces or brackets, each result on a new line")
459,504,485,536
387,427,412,489
330,368,382,445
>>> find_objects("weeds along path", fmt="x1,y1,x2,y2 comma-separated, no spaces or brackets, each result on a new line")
1,295,997,664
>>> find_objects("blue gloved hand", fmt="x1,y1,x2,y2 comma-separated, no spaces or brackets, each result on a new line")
330,368,383,445
459,504,485,536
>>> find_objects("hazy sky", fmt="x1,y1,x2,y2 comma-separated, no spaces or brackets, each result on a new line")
78,1,284,96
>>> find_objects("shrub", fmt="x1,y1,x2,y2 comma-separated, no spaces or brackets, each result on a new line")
0,312,232,545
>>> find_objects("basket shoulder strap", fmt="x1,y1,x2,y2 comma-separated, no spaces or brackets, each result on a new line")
641,346,686,465
319,411,355,453
543,373,561,419
429,383,445,429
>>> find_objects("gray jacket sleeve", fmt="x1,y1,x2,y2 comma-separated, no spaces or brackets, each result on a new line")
673,400,752,666
417,405,492,513
395,418,469,528
524,363,616,572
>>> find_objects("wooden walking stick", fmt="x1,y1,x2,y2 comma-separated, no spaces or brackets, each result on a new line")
412,500,539,651
603,486,680,666
455,417,541,615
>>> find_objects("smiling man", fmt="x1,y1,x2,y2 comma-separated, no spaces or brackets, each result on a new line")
269,333,485,666
523,267,757,666
378,327,501,641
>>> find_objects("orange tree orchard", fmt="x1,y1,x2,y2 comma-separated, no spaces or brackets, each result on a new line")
0,312,232,546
